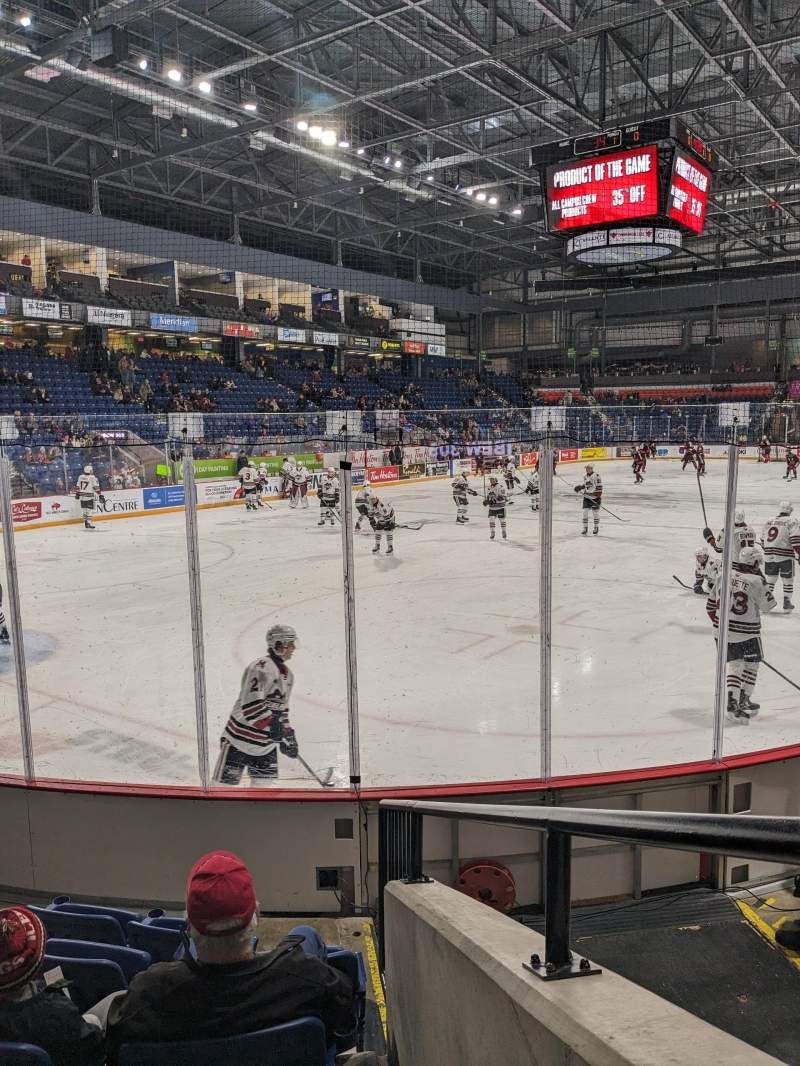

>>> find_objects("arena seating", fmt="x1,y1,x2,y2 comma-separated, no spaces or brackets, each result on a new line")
0,1044,52,1064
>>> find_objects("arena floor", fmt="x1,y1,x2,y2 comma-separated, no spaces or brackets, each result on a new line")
0,458,798,789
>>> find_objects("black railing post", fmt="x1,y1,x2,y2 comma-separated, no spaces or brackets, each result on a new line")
545,830,572,970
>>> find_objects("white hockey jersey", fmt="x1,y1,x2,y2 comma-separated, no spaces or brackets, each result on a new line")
452,474,470,497
374,501,395,529
223,652,294,755
293,466,310,486
761,514,800,560
581,471,602,501
355,487,373,509
715,522,756,563
706,564,776,642
526,472,540,494
319,474,339,504
75,473,99,502
485,484,508,512
239,466,259,489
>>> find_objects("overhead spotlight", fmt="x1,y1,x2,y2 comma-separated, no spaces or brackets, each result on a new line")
165,65,182,83
394,159,402,169
180,126,188,138
383,155,391,165
309,125,323,139
356,147,365,155
320,128,337,146
338,139,350,148
464,189,473,197
197,79,212,94
296,120,309,132
511,207,523,216
137,58,149,71
475,191,487,202
426,175,434,182
488,196,498,205
18,14,32,26
243,100,257,112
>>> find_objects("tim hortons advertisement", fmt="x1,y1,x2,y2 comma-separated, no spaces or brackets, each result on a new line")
367,465,400,484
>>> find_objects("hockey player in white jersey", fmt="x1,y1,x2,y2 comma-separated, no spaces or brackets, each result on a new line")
75,464,101,530
483,476,508,540
703,509,755,562
503,460,520,492
0,584,10,645
575,464,602,535
256,463,270,507
295,464,310,508
371,498,395,554
706,547,776,722
239,462,261,512
318,468,340,526
761,500,800,610
452,472,478,523
280,456,295,498
354,485,375,532
213,624,299,784
524,470,540,511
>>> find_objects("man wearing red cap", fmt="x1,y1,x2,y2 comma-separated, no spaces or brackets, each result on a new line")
105,851,357,1060
0,905,104,1065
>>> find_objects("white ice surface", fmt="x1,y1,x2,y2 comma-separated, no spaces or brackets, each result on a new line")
0,458,797,789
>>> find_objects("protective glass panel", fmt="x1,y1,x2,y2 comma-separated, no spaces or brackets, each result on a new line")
723,413,799,757
354,414,541,788
17,438,199,785
548,405,722,778
201,420,348,791
0,477,21,777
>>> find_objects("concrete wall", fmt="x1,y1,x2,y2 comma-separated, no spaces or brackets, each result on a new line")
384,880,781,1066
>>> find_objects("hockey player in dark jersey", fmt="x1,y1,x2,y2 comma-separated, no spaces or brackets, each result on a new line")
759,436,771,463
784,447,799,481
696,442,706,476
0,584,9,645
681,441,697,471
632,447,645,484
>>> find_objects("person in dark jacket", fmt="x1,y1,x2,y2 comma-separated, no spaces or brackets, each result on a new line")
104,850,356,1062
0,906,104,1066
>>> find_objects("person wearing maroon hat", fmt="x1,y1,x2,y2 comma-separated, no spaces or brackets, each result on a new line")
0,906,104,1066
104,851,357,1062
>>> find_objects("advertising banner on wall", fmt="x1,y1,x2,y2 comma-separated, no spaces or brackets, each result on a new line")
277,326,306,343
313,331,339,347
367,465,400,484
347,335,371,349
580,447,606,460
143,485,186,510
22,298,61,320
87,306,133,327
400,462,426,480
427,342,446,357
12,495,77,525
402,340,426,354
0,293,6,315
426,461,450,476
150,313,199,332
223,321,262,338
377,338,401,353
451,457,475,475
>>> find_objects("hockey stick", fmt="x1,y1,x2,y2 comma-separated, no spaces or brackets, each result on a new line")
396,521,423,530
696,470,709,528
761,659,800,695
297,754,335,788
555,472,629,522
672,575,695,590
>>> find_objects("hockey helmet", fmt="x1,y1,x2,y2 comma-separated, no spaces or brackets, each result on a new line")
585,463,594,472
287,455,297,465
696,548,709,562
83,464,93,474
248,461,257,469
267,624,298,655
734,509,746,525
327,467,335,476
739,546,760,570
779,499,793,515
489,476,498,484
363,486,374,497
259,463,267,471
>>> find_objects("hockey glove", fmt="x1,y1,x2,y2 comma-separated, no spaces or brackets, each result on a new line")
702,527,719,550
98,494,107,506
279,724,299,759
469,489,478,496
482,499,489,506
574,485,583,493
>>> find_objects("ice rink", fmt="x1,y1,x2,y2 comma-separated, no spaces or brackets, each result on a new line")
1,456,798,789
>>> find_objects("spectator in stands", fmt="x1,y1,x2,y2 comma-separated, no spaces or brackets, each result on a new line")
0,905,105,1065
103,851,357,1060
20,253,31,267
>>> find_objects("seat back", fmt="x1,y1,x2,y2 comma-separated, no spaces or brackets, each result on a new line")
43,955,126,1013
27,906,126,946
46,939,151,982
126,921,183,962
0,1044,53,1065
49,896,142,930
327,950,367,1051
117,1016,328,1066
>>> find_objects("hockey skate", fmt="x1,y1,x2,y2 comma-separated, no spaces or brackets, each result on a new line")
372,544,380,554
784,599,795,612
726,692,750,724
84,519,96,530
0,627,10,645
592,527,599,535
386,546,393,555
318,519,325,526
490,530,495,540
739,692,759,716
580,529,587,535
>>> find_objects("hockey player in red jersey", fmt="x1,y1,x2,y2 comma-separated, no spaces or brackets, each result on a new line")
681,441,697,471
759,436,771,463
632,447,645,484
784,447,798,481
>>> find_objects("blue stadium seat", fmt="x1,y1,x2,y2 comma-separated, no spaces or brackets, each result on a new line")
117,1017,333,1066
42,954,126,1013
48,896,142,931
27,906,126,946
126,920,183,962
0,1045,52,1065
142,911,185,931
327,949,367,1051
45,939,151,982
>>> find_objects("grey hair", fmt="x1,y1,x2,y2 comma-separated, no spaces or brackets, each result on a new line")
189,910,258,964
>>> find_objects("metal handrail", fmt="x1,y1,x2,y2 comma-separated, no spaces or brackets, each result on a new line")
378,799,800,982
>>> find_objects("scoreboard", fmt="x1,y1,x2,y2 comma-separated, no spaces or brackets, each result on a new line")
545,146,659,232
666,148,711,234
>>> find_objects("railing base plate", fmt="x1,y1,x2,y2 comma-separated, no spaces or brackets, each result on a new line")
523,956,602,981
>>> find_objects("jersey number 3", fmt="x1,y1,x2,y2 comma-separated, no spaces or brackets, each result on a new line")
731,591,749,615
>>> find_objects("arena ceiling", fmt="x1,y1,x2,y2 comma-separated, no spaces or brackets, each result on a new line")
1,0,800,292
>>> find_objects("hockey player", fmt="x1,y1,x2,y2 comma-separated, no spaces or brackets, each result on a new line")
638,443,648,472
318,468,340,526
575,463,602,535
632,447,645,484
239,461,261,512
693,548,720,594
761,500,800,610
0,584,10,645
524,469,540,511
483,476,508,540
354,485,375,532
681,441,697,471
75,464,101,530
503,459,520,492
784,447,798,481
706,547,776,722
280,456,295,498
213,624,299,785
295,464,310,509
452,471,478,523
696,442,706,476
704,509,756,562
256,463,270,507
759,436,771,463
371,497,395,555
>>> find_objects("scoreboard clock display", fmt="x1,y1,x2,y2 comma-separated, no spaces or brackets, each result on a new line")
545,145,659,232
667,147,712,234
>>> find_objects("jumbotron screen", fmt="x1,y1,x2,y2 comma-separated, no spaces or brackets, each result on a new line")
667,147,711,234
545,145,659,232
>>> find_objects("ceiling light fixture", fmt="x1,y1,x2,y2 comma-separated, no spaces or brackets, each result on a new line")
426,175,434,182
296,120,308,132
356,147,365,155
243,101,257,112
383,155,391,165
464,189,473,197
338,139,350,148
309,125,323,139
394,159,403,169
197,79,212,94
165,65,182,83
137,58,149,71
511,207,523,216
18,14,32,26
320,128,338,146
475,191,487,202
488,196,498,206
